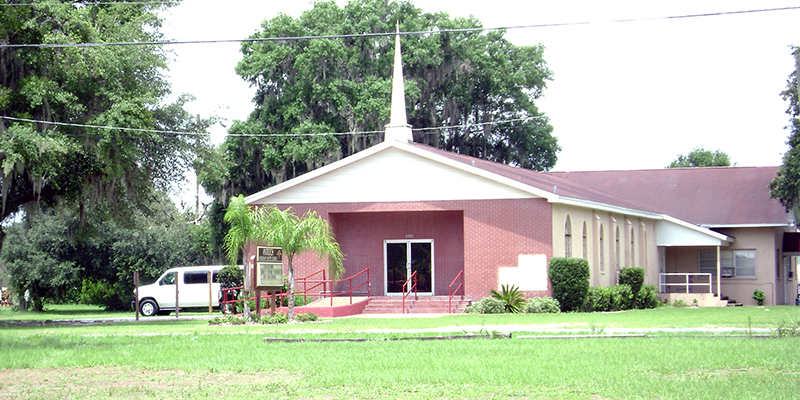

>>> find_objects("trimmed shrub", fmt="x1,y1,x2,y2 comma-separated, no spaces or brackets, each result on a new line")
524,297,561,313
583,286,611,312
490,284,527,313
583,285,635,312
464,297,505,314
218,265,243,290
619,267,644,295
548,257,590,312
635,285,661,309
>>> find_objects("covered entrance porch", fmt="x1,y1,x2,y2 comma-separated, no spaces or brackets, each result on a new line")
329,209,465,298
656,218,734,307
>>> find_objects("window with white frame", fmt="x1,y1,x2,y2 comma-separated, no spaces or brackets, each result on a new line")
698,249,756,278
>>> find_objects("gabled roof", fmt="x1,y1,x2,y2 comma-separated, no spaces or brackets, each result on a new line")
547,167,788,227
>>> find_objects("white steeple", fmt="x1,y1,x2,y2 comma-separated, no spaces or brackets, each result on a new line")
384,23,413,143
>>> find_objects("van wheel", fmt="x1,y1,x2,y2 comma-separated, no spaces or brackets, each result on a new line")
140,299,159,317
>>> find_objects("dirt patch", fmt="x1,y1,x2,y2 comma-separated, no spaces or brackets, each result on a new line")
0,366,297,399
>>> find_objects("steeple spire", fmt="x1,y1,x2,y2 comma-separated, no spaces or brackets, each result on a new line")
384,23,413,143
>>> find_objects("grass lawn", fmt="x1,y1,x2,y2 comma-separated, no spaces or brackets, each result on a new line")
1,305,800,399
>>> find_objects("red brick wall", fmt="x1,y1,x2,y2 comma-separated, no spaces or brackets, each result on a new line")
247,198,553,298
330,210,464,295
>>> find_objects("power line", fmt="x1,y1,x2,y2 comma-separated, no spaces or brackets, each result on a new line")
0,1,173,6
1,115,208,136
0,115,542,138
1,6,798,49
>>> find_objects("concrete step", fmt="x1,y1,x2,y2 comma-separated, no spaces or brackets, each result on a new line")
362,296,471,314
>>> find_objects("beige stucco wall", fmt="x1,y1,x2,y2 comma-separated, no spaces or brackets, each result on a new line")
552,204,659,288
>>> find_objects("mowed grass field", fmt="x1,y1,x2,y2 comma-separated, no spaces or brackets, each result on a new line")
1,305,800,399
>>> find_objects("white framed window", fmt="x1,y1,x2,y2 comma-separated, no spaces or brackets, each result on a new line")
698,249,756,278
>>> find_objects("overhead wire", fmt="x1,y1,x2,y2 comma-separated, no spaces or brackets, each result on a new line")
1,4,795,137
0,115,544,138
1,5,799,48
0,1,174,6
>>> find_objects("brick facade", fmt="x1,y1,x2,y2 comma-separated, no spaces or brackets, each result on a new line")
248,198,553,299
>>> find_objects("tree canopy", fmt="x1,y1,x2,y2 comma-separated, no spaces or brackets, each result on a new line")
1,196,216,311
0,0,211,233
666,147,733,168
0,1,219,309
769,46,800,212
201,0,559,202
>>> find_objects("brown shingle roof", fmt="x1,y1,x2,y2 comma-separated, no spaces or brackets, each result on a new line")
409,143,787,226
549,167,787,226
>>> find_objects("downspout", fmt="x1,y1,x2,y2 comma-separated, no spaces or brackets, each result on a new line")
716,245,721,297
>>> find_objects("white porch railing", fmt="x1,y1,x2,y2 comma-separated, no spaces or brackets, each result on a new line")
659,273,713,294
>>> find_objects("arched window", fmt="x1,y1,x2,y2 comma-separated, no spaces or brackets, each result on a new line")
615,227,620,271
564,216,572,258
599,225,605,272
582,222,588,259
630,228,635,267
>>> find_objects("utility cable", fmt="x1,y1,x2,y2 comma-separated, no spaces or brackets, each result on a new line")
0,115,543,138
1,6,798,48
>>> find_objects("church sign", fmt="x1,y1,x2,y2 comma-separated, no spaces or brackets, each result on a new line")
255,246,283,291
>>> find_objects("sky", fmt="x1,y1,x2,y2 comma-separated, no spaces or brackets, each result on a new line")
159,0,800,205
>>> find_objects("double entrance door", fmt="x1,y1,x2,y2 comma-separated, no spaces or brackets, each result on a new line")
384,239,433,295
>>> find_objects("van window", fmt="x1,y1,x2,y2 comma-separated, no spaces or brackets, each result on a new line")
184,271,209,285
159,272,176,286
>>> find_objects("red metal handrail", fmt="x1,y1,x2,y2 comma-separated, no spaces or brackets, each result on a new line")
401,271,418,314
219,267,370,315
448,270,464,314
298,268,327,306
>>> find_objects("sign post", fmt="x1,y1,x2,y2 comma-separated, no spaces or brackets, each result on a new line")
255,246,284,317
134,271,140,321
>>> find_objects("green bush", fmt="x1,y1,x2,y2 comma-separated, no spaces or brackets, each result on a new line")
80,278,127,311
583,286,611,312
635,285,662,309
753,289,766,306
523,297,560,313
262,312,289,324
296,312,318,322
218,265,243,290
464,297,505,314
548,257,590,312
583,285,635,312
619,267,644,295
490,284,526,313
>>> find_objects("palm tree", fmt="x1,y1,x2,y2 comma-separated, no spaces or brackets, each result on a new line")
222,195,254,319
254,206,344,321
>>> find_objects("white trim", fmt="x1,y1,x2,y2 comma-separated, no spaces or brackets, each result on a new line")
702,223,791,228
555,196,662,219
394,142,558,201
662,215,734,243
245,140,556,205
383,239,435,296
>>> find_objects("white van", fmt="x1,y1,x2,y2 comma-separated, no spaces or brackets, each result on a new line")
135,266,226,317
